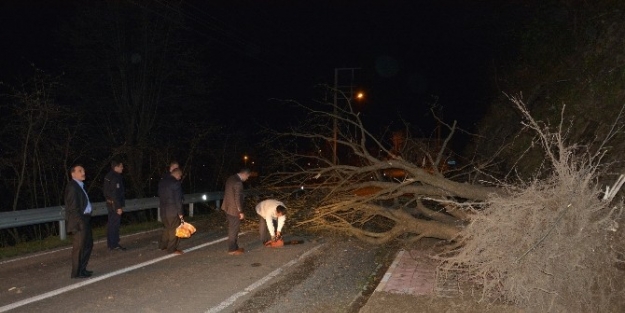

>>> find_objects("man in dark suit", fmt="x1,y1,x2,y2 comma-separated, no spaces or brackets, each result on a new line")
65,164,94,279
158,168,184,255
221,168,251,255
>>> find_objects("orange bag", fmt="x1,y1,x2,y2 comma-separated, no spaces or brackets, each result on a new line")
175,221,196,238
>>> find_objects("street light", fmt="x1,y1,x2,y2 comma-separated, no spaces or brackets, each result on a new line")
244,155,248,167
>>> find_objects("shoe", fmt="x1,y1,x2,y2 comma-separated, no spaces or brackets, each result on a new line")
72,275,91,279
110,246,127,251
83,270,93,275
228,248,244,255
72,272,92,279
173,250,184,255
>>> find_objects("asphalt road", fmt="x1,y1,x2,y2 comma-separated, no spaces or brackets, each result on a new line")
0,225,389,313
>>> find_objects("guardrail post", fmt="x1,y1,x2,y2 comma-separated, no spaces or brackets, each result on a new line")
189,203,194,217
59,220,66,240
215,200,221,211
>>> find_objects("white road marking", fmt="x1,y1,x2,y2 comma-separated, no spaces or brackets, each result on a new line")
205,243,324,313
0,235,229,312
0,229,161,266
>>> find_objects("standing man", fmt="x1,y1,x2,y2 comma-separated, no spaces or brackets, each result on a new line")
103,160,126,251
255,199,287,246
65,164,94,279
221,168,251,255
158,168,184,255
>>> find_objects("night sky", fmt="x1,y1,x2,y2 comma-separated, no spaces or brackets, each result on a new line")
0,0,530,138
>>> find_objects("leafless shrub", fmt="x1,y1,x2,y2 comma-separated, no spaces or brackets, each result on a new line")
436,96,625,312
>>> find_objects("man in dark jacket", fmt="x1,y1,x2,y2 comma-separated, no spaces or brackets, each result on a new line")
103,160,126,251
221,168,251,255
158,168,184,255
65,164,94,278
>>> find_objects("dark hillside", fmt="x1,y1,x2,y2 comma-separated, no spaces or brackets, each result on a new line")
471,0,625,180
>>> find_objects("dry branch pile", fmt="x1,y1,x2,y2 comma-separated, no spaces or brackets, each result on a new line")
436,97,625,312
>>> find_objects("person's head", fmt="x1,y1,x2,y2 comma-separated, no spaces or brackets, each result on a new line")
70,164,86,182
238,168,251,182
171,168,182,180
169,161,179,172
276,205,287,217
111,160,124,174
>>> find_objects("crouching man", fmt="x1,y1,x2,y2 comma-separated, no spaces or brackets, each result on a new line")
255,199,287,246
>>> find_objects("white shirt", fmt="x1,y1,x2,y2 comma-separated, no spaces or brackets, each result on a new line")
255,199,286,237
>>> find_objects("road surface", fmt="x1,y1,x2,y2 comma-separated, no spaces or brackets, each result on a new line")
0,225,387,313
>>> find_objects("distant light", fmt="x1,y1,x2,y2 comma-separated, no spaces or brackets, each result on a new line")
202,194,207,201
300,186,304,190
356,92,364,99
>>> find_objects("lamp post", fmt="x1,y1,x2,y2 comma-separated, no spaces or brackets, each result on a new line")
333,67,361,165
244,155,248,167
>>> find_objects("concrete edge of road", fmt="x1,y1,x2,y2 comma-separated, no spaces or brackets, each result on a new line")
373,249,405,293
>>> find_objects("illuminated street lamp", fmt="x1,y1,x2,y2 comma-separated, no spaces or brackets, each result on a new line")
244,155,248,167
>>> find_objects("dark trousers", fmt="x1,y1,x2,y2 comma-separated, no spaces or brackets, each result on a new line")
258,217,275,244
226,213,241,252
106,204,121,249
160,215,180,253
71,215,93,278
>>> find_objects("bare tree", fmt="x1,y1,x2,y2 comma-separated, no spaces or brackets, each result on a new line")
0,67,81,243
0,68,76,211
260,91,502,245
61,0,216,198
260,93,625,311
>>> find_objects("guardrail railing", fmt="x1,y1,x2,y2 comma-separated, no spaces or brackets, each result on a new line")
0,192,224,240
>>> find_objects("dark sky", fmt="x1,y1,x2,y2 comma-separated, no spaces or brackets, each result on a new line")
0,0,529,137
183,0,525,135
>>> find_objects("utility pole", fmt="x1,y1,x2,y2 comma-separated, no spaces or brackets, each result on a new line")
333,67,361,165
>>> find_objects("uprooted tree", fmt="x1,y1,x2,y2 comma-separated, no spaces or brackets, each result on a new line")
260,93,503,244
259,93,625,312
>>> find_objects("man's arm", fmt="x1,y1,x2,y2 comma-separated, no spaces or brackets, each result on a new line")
234,181,245,219
276,215,286,234
64,183,81,233
265,216,277,238
174,182,184,217
113,175,125,214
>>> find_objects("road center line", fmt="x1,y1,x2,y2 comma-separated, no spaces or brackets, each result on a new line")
204,243,324,313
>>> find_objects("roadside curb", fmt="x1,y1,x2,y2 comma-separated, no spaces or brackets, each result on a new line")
371,249,436,296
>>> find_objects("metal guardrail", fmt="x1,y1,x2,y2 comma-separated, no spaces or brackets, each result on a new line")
0,192,224,240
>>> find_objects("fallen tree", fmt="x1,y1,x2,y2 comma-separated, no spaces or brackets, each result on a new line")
259,93,625,312
260,94,502,244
